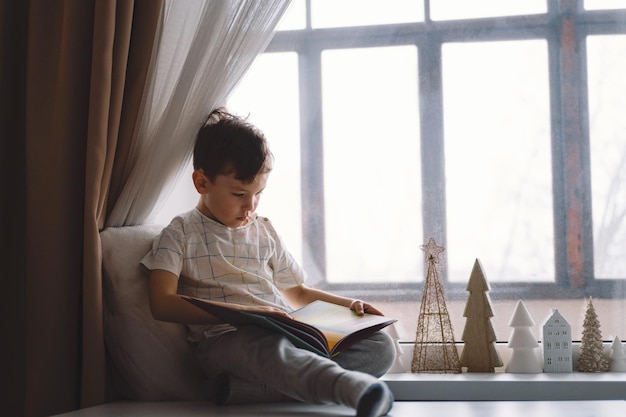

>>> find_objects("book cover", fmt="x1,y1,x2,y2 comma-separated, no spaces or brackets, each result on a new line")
181,296,396,358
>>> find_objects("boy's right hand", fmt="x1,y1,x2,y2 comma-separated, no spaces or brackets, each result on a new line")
239,304,293,320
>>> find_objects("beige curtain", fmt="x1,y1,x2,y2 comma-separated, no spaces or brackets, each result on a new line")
82,0,162,409
1,1,161,416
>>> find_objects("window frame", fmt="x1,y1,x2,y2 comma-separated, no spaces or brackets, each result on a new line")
263,0,626,301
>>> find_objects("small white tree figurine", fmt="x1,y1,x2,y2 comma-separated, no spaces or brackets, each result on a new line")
459,259,502,373
505,300,542,373
609,336,626,372
542,309,572,373
577,298,609,372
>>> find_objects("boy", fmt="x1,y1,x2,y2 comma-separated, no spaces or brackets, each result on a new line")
141,108,395,417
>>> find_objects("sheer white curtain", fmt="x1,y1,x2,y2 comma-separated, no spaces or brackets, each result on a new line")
106,0,291,227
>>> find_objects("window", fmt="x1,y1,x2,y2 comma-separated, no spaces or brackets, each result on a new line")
156,0,626,344
442,39,553,283
587,34,626,279
321,45,421,284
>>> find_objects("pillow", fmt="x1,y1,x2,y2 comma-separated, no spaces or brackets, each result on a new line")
101,225,208,401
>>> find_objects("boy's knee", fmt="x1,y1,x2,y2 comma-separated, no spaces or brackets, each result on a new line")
334,331,397,377
368,331,397,376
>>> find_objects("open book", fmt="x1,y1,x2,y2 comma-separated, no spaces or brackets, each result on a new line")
181,295,396,358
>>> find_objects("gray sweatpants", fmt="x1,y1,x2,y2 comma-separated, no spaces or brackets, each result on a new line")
195,325,396,406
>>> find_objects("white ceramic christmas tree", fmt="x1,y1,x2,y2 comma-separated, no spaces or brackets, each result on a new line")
609,336,626,372
506,300,542,373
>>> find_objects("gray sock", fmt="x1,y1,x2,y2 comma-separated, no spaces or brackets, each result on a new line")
333,371,394,417
356,382,394,417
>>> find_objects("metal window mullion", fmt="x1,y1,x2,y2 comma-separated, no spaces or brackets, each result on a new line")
418,34,448,283
551,0,595,289
298,44,327,284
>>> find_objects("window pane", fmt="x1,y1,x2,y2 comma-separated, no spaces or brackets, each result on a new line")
584,0,626,10
442,40,554,283
587,35,626,279
431,0,546,21
277,0,306,31
228,53,303,262
321,46,421,283
311,0,424,28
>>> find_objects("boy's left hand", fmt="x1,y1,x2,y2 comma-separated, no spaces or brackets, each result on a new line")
349,299,384,316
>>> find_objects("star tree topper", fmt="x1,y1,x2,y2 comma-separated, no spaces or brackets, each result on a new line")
421,238,445,263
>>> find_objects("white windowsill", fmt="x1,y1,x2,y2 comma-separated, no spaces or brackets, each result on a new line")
382,342,626,401
382,372,626,401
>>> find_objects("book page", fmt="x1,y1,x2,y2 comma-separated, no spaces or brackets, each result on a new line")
291,301,395,352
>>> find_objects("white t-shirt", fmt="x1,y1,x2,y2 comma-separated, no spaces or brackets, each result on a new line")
140,208,305,341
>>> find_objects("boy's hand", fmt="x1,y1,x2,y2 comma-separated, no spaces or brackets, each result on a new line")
240,304,293,319
349,299,384,316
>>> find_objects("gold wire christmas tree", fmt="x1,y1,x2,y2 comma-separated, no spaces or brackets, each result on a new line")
578,297,610,372
411,238,461,373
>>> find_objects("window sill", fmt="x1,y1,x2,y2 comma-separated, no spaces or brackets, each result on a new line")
383,342,626,401
382,372,626,401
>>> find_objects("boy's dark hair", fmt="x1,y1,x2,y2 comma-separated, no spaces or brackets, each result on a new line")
194,108,273,183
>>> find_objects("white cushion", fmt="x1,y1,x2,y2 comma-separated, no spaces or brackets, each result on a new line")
101,225,207,400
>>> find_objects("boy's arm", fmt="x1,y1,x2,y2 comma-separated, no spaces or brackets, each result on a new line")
149,269,294,324
281,284,385,316
148,269,221,324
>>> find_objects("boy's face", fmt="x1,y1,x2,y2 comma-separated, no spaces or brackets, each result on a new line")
194,170,269,228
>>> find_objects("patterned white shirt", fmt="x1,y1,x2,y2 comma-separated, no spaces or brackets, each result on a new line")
140,208,305,341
